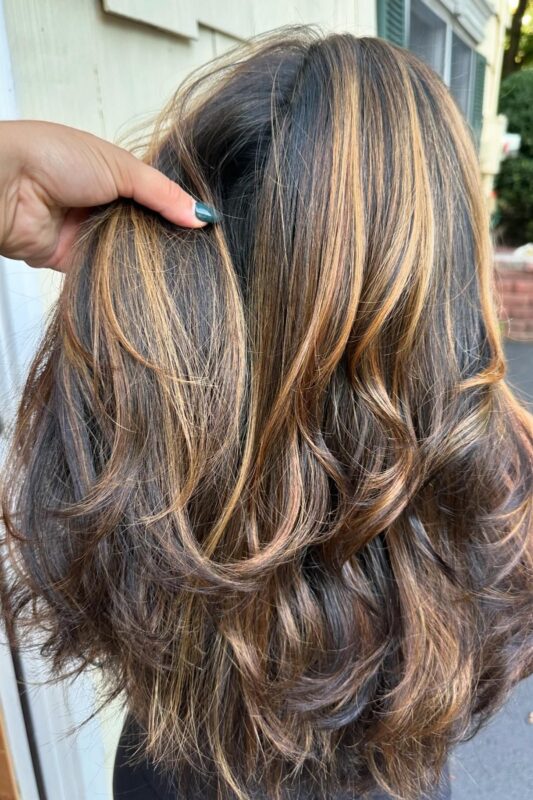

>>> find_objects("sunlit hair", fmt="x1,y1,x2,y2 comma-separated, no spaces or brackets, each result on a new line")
2,26,533,800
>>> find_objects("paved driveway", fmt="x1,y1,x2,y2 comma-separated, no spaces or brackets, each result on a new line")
450,340,533,800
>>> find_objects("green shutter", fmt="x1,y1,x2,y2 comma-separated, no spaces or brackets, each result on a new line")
471,52,487,150
377,0,406,48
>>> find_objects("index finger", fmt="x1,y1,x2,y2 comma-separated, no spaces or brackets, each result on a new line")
111,147,220,228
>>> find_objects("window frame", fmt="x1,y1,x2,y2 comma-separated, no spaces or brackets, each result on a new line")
408,0,449,80
449,29,477,122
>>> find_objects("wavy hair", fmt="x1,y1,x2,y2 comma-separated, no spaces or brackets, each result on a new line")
2,27,533,800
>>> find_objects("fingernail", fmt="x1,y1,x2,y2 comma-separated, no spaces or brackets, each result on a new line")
194,201,222,224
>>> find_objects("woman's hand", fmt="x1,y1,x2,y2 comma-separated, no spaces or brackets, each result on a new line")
0,120,217,271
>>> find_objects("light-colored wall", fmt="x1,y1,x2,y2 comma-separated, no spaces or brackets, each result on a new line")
477,0,510,204
3,0,376,142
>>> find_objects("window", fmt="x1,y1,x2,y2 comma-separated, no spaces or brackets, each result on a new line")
408,0,447,79
450,32,475,118
377,0,487,150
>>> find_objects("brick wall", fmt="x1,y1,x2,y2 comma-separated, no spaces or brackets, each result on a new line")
494,249,533,341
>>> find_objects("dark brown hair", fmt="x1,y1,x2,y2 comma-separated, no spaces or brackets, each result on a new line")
2,26,533,800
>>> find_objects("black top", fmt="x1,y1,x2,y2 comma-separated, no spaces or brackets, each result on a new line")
113,713,452,800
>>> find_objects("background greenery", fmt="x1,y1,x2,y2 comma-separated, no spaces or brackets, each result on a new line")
495,2,533,246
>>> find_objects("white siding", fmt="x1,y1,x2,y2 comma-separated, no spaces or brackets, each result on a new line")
3,0,376,144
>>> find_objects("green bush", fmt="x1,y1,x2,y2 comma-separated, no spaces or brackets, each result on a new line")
498,69,533,157
496,70,533,245
495,155,533,245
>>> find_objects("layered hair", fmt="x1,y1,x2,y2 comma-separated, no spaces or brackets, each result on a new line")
2,27,533,800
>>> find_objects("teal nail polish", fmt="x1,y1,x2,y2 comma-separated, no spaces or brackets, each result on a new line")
194,201,222,224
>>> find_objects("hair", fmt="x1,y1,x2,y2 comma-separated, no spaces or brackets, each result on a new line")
2,25,533,800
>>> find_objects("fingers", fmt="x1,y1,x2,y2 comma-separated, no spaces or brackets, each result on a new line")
112,148,221,229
